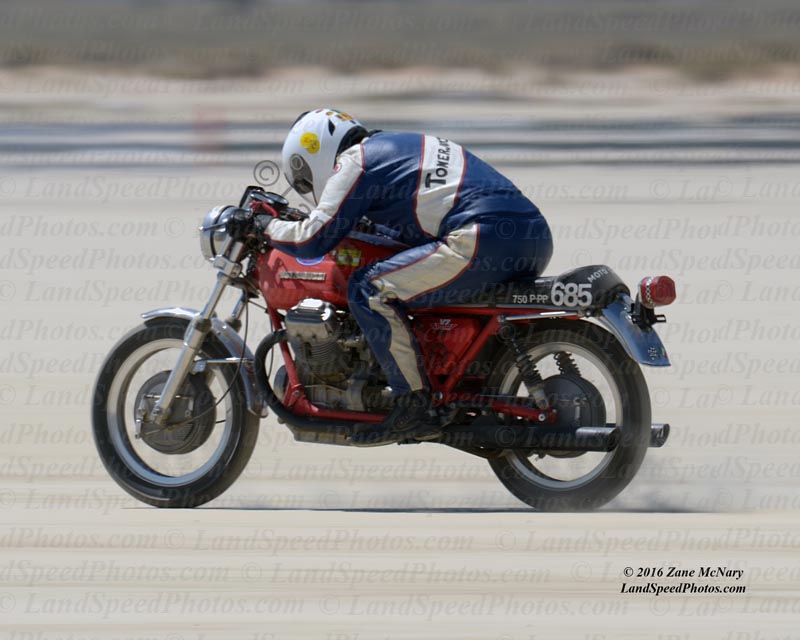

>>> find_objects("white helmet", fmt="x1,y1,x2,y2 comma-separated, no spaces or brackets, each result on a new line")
282,108,367,206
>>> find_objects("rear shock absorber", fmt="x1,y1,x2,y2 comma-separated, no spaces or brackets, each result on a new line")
506,328,549,410
554,351,581,376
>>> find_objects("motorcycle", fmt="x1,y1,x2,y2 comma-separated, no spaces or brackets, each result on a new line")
92,186,675,511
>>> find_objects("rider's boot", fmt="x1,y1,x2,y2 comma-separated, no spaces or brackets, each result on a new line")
348,390,441,446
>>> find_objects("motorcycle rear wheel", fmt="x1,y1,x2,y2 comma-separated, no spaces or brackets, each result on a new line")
486,321,651,511
92,318,259,508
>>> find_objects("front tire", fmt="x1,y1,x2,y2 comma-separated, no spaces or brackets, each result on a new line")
486,321,651,511
92,318,259,508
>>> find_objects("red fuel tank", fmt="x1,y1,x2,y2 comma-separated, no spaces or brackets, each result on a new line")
256,236,397,310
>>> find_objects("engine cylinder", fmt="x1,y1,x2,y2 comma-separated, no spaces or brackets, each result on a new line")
285,299,349,383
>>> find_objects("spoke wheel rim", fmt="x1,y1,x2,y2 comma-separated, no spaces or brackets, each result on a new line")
498,341,623,490
105,338,234,487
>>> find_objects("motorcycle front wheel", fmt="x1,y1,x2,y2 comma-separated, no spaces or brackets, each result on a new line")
486,321,651,511
92,318,259,508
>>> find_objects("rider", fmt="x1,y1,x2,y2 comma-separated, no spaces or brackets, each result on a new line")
262,108,553,445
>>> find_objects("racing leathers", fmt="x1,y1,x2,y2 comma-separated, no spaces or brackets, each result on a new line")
264,131,553,395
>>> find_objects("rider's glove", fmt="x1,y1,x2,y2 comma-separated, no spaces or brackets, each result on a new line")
225,208,253,239
253,214,272,238
250,200,279,218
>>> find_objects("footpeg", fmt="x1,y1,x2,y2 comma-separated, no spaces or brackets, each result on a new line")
650,423,670,448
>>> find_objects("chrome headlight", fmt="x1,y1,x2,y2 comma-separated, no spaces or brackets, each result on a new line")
199,205,236,261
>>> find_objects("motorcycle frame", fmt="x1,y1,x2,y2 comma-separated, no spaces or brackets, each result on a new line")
265,303,572,424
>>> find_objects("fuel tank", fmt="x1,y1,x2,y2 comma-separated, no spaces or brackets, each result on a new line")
256,235,397,310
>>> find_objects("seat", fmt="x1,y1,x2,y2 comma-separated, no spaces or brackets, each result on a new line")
469,264,629,311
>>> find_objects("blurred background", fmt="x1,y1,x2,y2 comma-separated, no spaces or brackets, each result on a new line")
2,0,800,78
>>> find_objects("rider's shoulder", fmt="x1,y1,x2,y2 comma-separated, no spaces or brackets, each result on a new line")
362,131,424,162
363,130,419,148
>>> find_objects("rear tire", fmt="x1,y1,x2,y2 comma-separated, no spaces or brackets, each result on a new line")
486,321,651,511
92,318,259,508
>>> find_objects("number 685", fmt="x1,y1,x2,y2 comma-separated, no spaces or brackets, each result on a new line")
551,282,592,307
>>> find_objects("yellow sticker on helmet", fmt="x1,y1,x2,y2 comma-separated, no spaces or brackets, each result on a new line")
300,132,320,154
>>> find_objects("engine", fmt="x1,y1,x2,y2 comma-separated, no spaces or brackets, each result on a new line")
279,298,392,412
284,299,349,383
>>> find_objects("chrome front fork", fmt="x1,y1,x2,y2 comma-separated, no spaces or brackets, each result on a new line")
149,238,245,427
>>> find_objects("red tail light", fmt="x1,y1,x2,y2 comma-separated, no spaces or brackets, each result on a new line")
638,276,676,308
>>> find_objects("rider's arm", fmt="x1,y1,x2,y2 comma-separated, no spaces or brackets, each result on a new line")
264,145,372,258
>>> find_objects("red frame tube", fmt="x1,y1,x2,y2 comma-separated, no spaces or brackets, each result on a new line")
264,305,570,423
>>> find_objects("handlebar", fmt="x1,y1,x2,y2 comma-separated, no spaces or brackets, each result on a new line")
233,185,406,249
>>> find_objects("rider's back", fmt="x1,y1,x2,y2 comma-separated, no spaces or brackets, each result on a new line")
361,131,541,246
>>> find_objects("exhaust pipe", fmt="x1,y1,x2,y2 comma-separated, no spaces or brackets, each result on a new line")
439,423,620,452
441,422,671,452
650,423,670,448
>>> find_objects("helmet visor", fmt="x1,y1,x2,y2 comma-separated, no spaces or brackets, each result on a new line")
288,153,313,196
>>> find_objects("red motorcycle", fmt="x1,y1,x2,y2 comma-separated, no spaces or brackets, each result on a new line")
92,187,675,511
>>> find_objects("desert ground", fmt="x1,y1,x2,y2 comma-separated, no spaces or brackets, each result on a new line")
0,68,798,637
